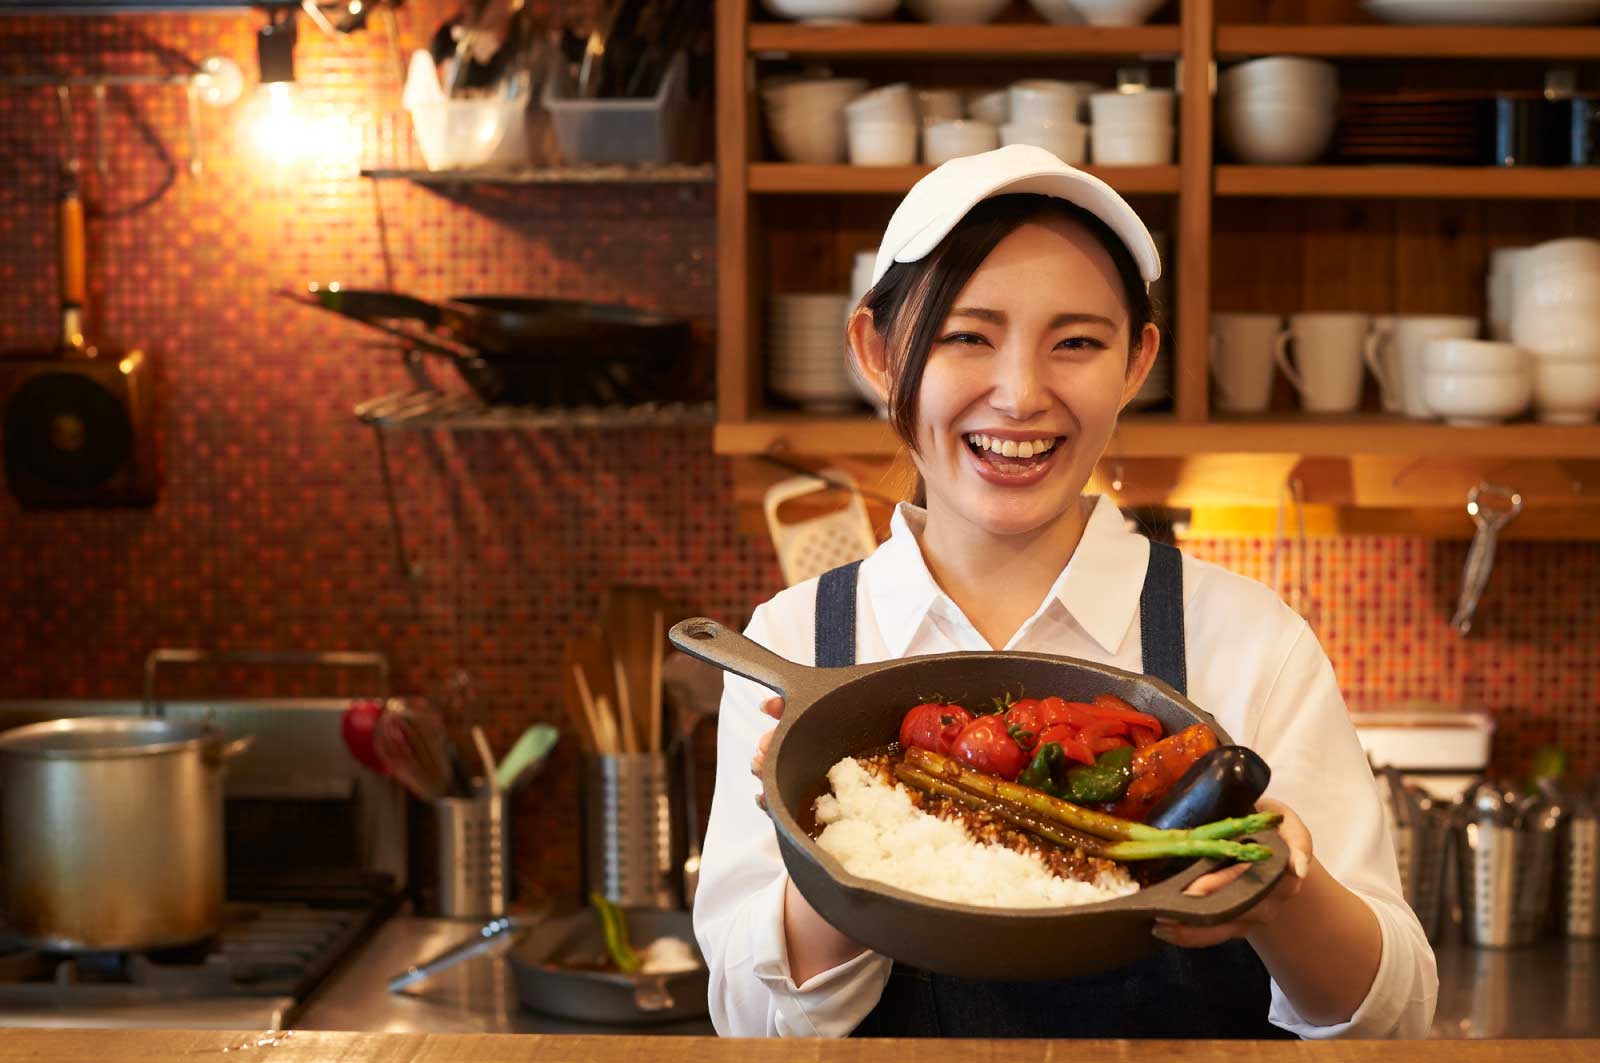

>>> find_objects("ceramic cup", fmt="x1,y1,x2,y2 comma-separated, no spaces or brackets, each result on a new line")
915,88,964,126
1273,312,1374,413
1209,312,1283,413
1363,314,1479,418
998,120,1087,164
922,119,999,165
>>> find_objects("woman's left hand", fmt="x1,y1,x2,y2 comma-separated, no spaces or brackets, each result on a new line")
1151,797,1313,949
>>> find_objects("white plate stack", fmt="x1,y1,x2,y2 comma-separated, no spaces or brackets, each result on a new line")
1508,238,1600,424
767,293,860,410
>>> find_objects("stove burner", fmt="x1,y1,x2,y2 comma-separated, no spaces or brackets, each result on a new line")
0,902,382,1009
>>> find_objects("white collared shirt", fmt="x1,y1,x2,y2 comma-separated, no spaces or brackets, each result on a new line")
693,495,1438,1039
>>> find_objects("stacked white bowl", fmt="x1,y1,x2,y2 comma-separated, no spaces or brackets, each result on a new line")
1088,88,1174,165
760,0,899,21
1003,80,1089,164
762,76,868,164
1418,339,1531,426
1218,57,1338,164
1028,0,1164,25
1508,237,1600,423
767,294,859,409
845,82,919,165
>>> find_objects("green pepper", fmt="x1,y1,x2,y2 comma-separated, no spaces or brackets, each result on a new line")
1017,741,1067,796
589,890,641,973
1065,745,1134,804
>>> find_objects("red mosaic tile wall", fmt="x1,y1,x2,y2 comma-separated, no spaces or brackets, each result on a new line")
0,7,1594,904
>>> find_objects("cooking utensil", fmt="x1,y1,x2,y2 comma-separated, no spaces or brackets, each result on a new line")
375,702,452,802
0,717,252,951
663,651,722,906
763,469,878,587
471,724,499,793
566,630,623,755
507,907,708,1023
496,723,560,791
388,912,536,992
1451,482,1522,636
603,585,667,753
341,699,389,774
667,618,1290,981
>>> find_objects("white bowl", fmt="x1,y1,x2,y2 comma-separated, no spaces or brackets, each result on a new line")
1219,56,1339,101
1509,307,1600,361
922,119,999,165
1000,120,1088,165
766,110,850,163
1088,88,1174,128
967,88,1010,126
1092,125,1173,165
1421,369,1532,425
1533,360,1600,423
1219,102,1336,164
762,77,867,114
847,117,919,164
1055,0,1164,25
915,88,965,125
906,0,1009,22
1025,0,1087,23
761,0,900,21
1422,339,1526,375
1010,81,1082,129
1524,237,1600,277
843,82,917,124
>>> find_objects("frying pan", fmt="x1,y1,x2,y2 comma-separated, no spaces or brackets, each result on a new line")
507,907,708,1024
668,618,1289,982
437,296,688,363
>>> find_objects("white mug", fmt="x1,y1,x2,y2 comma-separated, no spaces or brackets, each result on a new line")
1363,314,1479,418
1209,313,1282,413
1273,312,1373,413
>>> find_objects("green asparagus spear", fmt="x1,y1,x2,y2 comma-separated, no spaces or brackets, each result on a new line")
895,765,1274,864
589,891,641,973
903,747,1282,844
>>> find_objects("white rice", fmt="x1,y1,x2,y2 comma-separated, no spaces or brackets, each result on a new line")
812,756,1139,909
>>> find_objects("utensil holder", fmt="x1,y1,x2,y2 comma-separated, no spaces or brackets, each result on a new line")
415,789,510,918
1456,821,1555,947
1394,815,1452,942
580,753,681,909
1562,815,1599,939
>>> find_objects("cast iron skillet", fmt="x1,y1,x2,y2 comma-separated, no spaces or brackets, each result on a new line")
668,617,1289,982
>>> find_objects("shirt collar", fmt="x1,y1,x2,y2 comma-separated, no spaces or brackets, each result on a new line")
861,495,1151,658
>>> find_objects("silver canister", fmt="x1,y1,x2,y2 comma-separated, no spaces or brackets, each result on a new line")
1457,821,1556,947
1394,812,1453,942
581,753,680,909
1561,814,1598,939
415,790,510,919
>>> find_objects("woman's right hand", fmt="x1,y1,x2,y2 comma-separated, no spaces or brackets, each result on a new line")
751,696,783,809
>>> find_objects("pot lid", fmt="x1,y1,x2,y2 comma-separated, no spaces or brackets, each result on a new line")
0,716,219,759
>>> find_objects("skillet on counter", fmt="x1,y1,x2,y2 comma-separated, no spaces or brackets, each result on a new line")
668,617,1288,981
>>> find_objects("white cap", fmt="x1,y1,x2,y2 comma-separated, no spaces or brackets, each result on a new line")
870,144,1161,288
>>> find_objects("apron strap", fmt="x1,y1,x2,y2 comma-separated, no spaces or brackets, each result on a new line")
815,560,864,668
1139,540,1188,696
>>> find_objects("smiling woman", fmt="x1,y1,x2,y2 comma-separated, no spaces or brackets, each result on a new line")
693,146,1434,1043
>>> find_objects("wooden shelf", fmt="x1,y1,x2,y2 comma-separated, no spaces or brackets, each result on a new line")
1215,166,1600,199
1217,25,1600,59
749,163,1181,195
748,23,1182,58
360,164,715,185
715,415,1600,458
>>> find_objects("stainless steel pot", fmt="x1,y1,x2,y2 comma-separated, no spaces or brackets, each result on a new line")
0,716,250,951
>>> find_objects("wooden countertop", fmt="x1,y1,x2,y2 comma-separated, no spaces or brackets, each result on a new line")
1,1031,1598,1061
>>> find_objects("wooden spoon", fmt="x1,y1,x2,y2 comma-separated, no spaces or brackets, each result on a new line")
602,585,666,754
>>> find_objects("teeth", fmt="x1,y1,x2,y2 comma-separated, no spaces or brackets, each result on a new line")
965,433,1057,458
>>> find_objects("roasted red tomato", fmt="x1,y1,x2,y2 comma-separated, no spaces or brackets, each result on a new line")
1035,723,1096,767
898,702,974,757
950,714,1028,780
1003,698,1047,751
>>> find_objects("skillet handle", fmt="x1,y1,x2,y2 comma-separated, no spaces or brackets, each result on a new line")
668,618,813,701
1140,828,1292,926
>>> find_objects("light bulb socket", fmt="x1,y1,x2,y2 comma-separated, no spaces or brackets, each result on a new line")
257,14,297,85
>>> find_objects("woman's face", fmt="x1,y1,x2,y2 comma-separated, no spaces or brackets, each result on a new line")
867,215,1157,539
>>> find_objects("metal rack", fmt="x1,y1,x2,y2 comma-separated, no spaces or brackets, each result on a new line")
354,390,716,431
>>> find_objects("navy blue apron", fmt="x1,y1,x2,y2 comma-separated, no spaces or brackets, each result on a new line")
816,544,1292,1039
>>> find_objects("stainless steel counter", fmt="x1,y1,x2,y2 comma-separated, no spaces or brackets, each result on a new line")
295,913,714,1035
297,913,1598,1038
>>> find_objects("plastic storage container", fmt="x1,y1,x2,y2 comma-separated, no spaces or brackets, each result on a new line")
543,51,690,165
402,51,532,171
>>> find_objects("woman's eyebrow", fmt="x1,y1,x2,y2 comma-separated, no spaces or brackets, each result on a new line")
949,307,1118,329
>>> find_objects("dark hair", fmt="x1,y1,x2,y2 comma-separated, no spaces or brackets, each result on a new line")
859,194,1155,504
